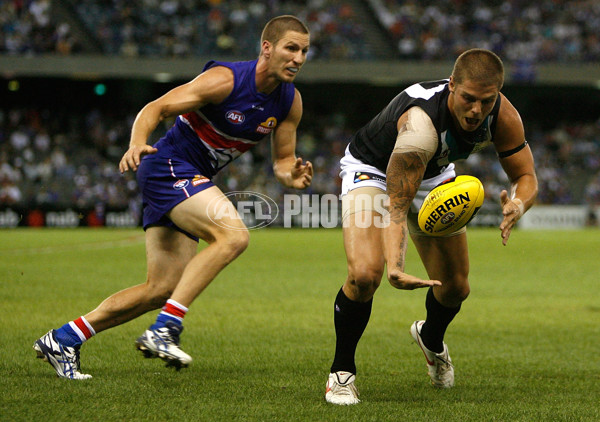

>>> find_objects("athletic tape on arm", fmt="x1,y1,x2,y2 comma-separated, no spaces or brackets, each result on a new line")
512,198,525,216
393,107,437,165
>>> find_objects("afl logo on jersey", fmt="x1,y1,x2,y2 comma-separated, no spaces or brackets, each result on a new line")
226,110,245,124
173,179,189,190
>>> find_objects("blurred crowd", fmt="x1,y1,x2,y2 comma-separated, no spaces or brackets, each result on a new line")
370,0,600,62
2,0,599,220
0,0,370,60
0,0,80,55
1,105,600,213
2,0,600,61
73,0,371,59
455,120,600,207
0,107,140,211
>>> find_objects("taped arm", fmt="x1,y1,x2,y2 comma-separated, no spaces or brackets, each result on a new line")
392,106,438,160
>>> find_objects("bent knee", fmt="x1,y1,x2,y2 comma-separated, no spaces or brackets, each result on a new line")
453,284,470,303
440,279,470,306
216,229,249,262
347,266,383,296
144,283,174,309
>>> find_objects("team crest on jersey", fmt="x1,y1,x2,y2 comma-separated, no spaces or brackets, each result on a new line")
256,117,277,134
173,179,189,190
192,175,210,186
226,110,245,124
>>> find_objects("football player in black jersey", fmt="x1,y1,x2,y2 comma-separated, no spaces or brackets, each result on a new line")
325,49,538,405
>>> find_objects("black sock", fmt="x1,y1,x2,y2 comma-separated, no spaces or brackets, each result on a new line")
330,287,372,375
419,287,461,353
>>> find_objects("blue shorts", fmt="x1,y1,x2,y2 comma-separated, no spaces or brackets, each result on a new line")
136,149,215,241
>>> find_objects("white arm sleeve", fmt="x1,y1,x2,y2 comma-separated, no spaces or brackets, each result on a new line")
392,107,438,164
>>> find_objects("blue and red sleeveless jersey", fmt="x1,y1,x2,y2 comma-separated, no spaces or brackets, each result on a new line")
160,59,296,177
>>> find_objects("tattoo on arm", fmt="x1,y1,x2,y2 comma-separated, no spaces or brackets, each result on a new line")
396,224,408,268
385,151,427,272
386,151,426,224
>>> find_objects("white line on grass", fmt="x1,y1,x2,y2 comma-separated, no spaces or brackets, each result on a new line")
0,235,145,256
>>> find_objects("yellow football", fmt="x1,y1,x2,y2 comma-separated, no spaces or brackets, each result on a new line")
417,175,485,236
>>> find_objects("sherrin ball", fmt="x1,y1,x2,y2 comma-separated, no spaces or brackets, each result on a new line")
417,175,485,236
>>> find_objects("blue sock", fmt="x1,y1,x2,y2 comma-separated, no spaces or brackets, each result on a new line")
54,323,82,347
150,300,187,330
150,313,182,330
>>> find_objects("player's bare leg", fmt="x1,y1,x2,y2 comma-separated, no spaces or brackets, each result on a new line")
342,211,385,302
412,232,470,307
327,202,385,405
33,226,195,379
136,186,249,368
166,186,250,305
84,227,197,332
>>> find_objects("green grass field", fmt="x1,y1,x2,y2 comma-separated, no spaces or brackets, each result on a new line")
1,227,599,421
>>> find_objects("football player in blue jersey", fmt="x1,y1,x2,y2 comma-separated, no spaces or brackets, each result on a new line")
325,49,538,404
34,15,313,379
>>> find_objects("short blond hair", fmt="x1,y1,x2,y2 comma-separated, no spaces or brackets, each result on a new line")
452,48,504,89
261,15,309,46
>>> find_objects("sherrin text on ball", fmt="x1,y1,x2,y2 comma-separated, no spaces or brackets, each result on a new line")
418,175,484,236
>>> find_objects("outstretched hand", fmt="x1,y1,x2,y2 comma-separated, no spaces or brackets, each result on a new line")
290,157,313,189
388,268,442,290
499,189,524,246
119,144,158,173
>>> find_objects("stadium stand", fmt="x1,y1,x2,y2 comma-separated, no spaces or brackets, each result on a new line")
65,0,374,59
0,1,599,225
1,101,599,212
454,120,600,207
3,1,599,61
367,0,600,62
0,106,140,210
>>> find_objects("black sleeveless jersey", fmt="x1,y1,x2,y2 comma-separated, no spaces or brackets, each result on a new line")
348,79,501,179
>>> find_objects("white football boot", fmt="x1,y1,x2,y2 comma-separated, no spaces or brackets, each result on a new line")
33,330,92,380
135,321,192,369
325,371,360,405
410,320,454,388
